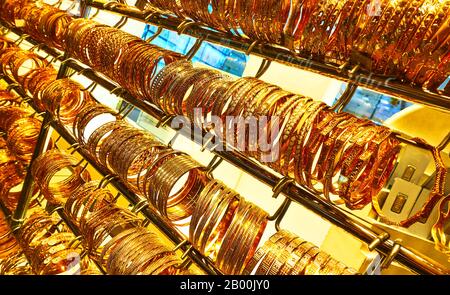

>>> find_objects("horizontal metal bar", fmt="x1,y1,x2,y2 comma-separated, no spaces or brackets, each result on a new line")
11,113,52,231
87,0,450,113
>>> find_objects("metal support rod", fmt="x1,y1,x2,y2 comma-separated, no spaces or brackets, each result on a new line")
11,113,51,231
10,50,71,231
85,0,450,112
58,61,450,275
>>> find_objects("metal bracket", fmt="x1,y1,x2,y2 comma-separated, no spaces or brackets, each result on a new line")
177,20,200,35
331,83,358,113
29,43,45,52
110,86,127,97
175,243,194,270
337,62,349,73
43,118,55,130
81,81,98,92
141,218,151,227
112,192,122,203
145,26,163,43
365,233,401,273
98,174,118,188
267,177,295,231
437,132,450,151
6,83,19,91
131,199,149,214
14,34,29,45
47,204,64,215
67,142,82,155
186,37,205,61
144,11,160,22
60,57,76,67
88,8,100,19
200,135,220,152
245,40,259,56
113,16,128,29
46,53,65,66
272,177,295,199
255,58,272,79
103,1,120,9
368,232,390,251
173,240,188,252
380,239,402,270
156,114,176,128
205,155,224,178
67,236,83,249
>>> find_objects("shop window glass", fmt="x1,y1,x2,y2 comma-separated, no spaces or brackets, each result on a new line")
142,24,247,76
333,85,412,124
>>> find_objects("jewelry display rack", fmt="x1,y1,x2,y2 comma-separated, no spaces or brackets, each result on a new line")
0,0,449,275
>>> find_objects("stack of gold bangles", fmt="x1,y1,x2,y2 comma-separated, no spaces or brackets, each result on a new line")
0,89,20,106
141,0,450,92
2,0,449,90
64,18,183,101
0,211,22,260
244,230,358,275
64,181,191,275
148,60,402,210
0,106,41,162
31,149,91,207
1,0,448,272
0,47,47,85
13,2,73,50
73,104,210,225
0,252,32,274
190,179,268,274
16,209,102,275
100,227,187,275
0,94,41,211
41,78,95,126
0,45,58,113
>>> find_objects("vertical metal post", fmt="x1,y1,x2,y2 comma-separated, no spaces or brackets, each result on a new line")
11,53,71,231
11,114,52,231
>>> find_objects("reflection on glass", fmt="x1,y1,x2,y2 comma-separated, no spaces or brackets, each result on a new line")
142,25,247,76
333,85,412,124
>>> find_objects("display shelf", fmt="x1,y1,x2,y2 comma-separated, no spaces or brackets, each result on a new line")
1,7,449,275
0,73,221,275
84,0,450,113
0,37,219,273
51,58,449,274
